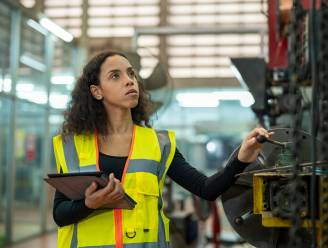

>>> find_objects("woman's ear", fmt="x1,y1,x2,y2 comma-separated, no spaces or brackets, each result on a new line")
90,85,103,100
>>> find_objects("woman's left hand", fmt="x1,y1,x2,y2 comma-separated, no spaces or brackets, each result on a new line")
237,127,273,163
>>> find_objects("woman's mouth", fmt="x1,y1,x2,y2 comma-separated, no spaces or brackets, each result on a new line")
126,89,138,96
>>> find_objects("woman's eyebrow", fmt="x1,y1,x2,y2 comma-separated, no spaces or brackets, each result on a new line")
107,67,134,75
107,69,120,76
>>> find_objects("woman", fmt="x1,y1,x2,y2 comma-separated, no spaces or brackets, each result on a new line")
52,50,270,248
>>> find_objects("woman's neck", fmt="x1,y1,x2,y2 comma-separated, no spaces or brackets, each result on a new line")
106,109,134,135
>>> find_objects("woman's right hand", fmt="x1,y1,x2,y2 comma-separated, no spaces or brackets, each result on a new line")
84,173,124,209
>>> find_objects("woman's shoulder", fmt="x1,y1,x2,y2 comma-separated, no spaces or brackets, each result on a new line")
52,131,94,143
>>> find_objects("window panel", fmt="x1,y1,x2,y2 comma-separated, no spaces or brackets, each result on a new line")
45,7,82,17
168,47,218,56
43,0,267,80
55,18,82,27
169,0,262,3
44,0,82,6
68,28,81,37
141,57,159,67
140,68,153,78
89,0,159,4
167,34,262,46
137,36,160,46
169,67,233,78
88,17,159,26
168,14,265,25
169,3,263,14
20,0,35,8
88,6,159,16
88,27,134,37
137,48,159,56
169,57,230,67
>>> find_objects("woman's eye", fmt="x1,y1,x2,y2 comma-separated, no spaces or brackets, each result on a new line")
129,70,135,77
111,73,119,79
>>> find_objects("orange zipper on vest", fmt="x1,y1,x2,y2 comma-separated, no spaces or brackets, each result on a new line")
94,130,100,171
115,125,135,248
96,126,136,248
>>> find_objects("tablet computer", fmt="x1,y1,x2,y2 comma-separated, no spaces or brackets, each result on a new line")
44,172,136,209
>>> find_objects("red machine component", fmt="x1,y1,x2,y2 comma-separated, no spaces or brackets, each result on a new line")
268,0,315,70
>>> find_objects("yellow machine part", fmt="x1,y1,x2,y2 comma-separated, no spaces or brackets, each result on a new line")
253,173,320,228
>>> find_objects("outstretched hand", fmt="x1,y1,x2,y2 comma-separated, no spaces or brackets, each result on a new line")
237,127,273,163
84,173,124,209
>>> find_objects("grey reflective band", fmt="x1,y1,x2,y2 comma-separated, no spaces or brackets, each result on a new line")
127,159,160,176
157,211,170,248
70,224,78,248
81,242,170,248
155,130,172,247
62,135,80,172
50,141,57,170
155,131,171,182
125,242,170,248
81,245,115,248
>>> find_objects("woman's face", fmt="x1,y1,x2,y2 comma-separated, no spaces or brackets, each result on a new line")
91,55,139,110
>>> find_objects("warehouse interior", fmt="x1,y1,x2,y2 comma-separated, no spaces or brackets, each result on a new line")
0,0,328,247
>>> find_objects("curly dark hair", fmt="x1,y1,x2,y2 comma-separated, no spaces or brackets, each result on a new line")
61,50,153,137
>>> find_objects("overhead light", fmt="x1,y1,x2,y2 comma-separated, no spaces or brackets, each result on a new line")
206,140,224,157
49,115,64,124
50,94,70,109
39,17,73,42
16,91,47,104
20,54,46,72
26,19,47,36
16,83,34,92
213,91,255,107
51,75,75,85
0,77,12,92
176,93,219,108
176,90,254,108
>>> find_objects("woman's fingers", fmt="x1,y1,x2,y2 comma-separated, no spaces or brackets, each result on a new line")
246,127,270,140
102,173,115,194
85,173,125,209
85,181,97,197
237,127,273,163
107,180,124,200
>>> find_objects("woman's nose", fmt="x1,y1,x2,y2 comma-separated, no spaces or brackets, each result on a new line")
124,74,134,86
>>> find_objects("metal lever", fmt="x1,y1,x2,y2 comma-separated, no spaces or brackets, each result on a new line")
234,211,253,225
256,135,287,148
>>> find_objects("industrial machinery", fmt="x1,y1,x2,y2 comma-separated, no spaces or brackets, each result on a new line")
223,0,328,247
222,128,325,247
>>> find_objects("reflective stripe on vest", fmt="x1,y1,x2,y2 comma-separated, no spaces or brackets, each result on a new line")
53,125,176,248
73,242,170,248
63,135,98,172
155,130,172,247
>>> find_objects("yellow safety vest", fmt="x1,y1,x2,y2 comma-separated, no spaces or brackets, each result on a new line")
52,125,176,248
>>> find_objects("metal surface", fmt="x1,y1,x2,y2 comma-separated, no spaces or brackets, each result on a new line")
222,128,314,248
230,57,267,114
